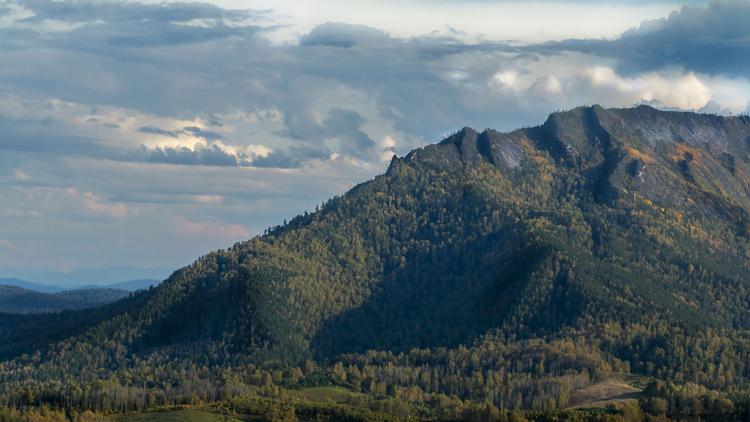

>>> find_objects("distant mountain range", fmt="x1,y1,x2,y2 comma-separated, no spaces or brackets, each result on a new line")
74,279,161,292
0,278,160,313
0,266,172,287
0,278,64,293
0,277,161,293
0,285,131,314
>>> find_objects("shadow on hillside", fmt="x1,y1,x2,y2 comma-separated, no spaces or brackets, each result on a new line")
310,227,579,359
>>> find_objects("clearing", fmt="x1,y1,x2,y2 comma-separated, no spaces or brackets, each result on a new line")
567,379,642,409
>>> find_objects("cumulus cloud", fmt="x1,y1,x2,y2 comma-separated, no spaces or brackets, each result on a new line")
131,142,274,167
571,67,712,110
539,0,750,78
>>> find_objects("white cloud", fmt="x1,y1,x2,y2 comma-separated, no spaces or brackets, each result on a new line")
378,135,398,162
239,0,681,43
580,67,712,110
479,52,749,114
530,75,563,96
172,216,249,243
64,188,129,220
13,168,28,181
489,70,518,93
82,192,128,220
0,1,33,29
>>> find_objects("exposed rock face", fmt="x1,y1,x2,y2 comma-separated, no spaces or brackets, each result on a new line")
396,105,750,231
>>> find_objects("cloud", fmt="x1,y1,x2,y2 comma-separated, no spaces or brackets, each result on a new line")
300,22,390,48
250,145,330,169
3,0,750,170
570,66,712,110
537,0,750,78
322,108,376,159
488,70,519,93
4,0,750,276
135,144,240,166
17,0,260,25
13,168,28,181
83,192,127,220
132,142,273,167
65,188,128,220
137,126,181,138
183,126,223,141
0,94,283,167
172,216,249,243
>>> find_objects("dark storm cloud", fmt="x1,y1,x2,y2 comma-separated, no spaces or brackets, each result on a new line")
536,0,750,77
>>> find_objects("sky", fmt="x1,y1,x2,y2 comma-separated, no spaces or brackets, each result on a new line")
2,0,750,285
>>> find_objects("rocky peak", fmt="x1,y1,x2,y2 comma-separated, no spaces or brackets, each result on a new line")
397,105,750,225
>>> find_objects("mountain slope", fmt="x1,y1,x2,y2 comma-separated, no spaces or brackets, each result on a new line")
1,105,750,415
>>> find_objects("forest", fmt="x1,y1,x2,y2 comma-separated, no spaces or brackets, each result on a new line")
1,105,750,421
0,286,129,314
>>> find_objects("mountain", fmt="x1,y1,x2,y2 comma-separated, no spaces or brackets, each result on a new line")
0,277,161,293
1,105,750,420
75,278,161,292
0,285,130,314
0,278,63,293
101,278,159,291
0,267,172,286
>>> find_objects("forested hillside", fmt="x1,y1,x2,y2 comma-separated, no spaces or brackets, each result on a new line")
0,285,129,313
2,105,750,421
